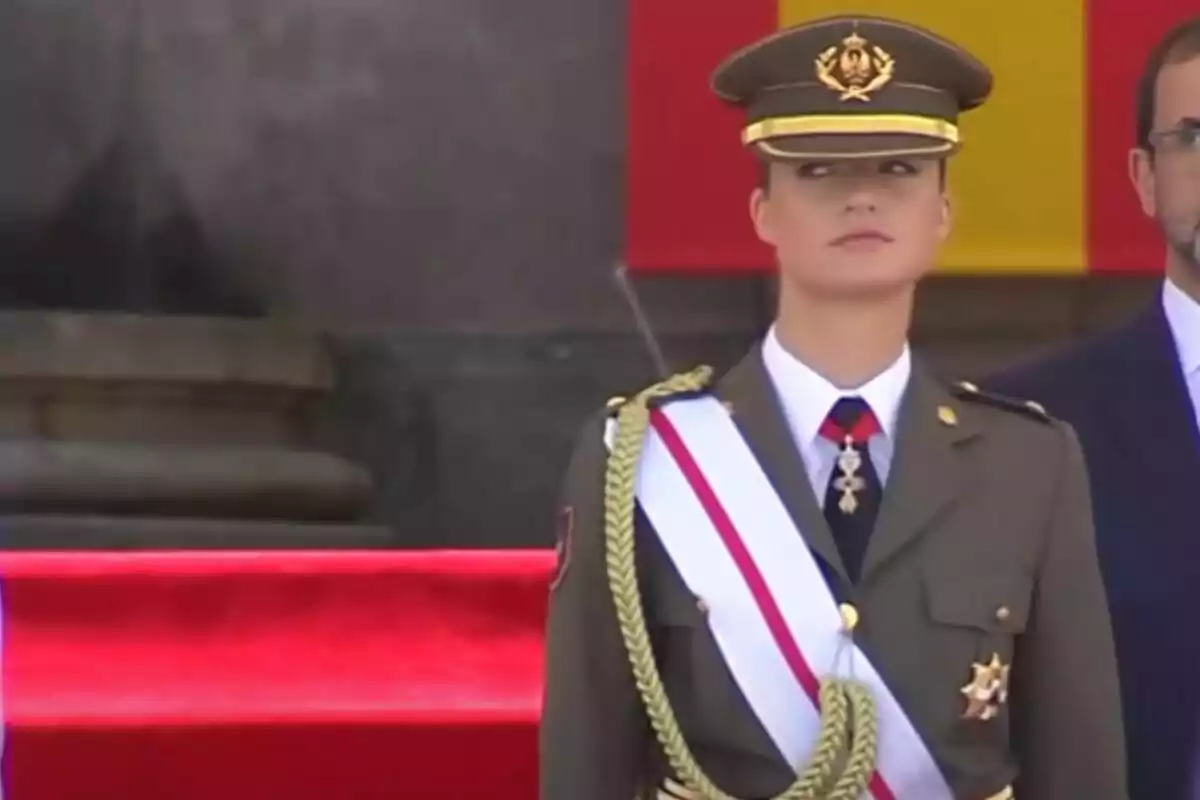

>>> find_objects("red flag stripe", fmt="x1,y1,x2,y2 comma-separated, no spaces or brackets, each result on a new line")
625,0,776,271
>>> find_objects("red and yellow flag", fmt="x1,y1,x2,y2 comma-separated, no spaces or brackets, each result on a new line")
626,1,1193,274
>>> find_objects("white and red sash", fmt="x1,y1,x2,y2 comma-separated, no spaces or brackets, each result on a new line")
605,395,952,800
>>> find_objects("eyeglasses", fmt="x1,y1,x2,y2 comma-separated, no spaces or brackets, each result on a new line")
1148,123,1200,169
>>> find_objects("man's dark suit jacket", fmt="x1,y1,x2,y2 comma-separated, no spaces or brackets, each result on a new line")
988,299,1200,800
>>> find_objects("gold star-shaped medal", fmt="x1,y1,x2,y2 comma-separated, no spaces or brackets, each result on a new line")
960,653,1010,721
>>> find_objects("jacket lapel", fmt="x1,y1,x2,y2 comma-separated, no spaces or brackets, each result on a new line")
1099,304,1200,496
715,346,849,584
860,362,980,582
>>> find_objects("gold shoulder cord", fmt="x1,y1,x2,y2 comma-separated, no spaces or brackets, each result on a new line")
604,367,879,800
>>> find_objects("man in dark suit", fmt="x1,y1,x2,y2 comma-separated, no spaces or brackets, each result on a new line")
541,13,1126,800
988,15,1200,800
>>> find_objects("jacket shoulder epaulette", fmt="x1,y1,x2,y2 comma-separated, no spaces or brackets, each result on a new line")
950,380,1053,424
604,394,628,414
603,366,716,416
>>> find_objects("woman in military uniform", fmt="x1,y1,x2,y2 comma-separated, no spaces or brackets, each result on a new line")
540,14,1127,800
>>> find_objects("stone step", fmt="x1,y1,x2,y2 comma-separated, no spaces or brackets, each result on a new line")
0,514,395,549
0,441,371,520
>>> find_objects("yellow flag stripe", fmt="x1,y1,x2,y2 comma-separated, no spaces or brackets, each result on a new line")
777,1,1087,274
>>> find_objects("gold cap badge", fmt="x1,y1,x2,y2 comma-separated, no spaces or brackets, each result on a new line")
815,32,895,102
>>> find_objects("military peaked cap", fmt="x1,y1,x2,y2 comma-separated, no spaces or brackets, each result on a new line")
710,15,994,160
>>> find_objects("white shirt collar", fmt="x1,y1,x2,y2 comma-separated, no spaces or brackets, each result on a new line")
1163,277,1200,376
761,325,911,445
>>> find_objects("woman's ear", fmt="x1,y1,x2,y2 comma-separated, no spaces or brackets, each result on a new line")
750,186,776,246
936,192,952,243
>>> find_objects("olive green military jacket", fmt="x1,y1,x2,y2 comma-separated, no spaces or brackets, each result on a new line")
539,346,1127,800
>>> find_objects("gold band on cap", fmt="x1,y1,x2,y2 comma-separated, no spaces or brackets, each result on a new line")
742,113,960,145
755,140,956,160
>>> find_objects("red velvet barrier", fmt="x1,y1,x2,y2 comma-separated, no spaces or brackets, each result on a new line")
0,550,554,799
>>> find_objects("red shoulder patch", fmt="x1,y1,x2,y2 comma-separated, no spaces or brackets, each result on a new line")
551,505,574,591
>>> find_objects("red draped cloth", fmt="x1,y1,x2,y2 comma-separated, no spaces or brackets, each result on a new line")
0,550,553,798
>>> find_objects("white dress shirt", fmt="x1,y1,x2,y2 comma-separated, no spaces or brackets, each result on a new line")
1162,277,1200,434
760,326,911,507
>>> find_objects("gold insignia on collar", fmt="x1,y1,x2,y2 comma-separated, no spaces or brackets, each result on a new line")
815,31,895,102
960,653,1010,721
937,405,958,427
